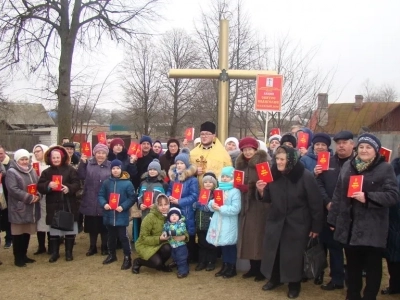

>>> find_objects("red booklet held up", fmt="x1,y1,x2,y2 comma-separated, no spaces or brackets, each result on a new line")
52,175,63,191
256,162,273,183
297,132,309,149
347,175,364,197
379,147,392,163
184,127,195,141
269,128,281,136
171,182,183,199
214,190,224,206
234,170,244,188
109,193,120,210
97,132,107,145
198,189,211,205
81,142,91,157
143,191,153,207
317,151,330,171
33,162,40,176
127,142,142,158
27,184,37,195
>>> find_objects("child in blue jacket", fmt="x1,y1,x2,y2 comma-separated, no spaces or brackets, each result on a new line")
98,159,136,270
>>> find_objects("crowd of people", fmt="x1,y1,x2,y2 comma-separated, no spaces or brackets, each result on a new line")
0,121,399,300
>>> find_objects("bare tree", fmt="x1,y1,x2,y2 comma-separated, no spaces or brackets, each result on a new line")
121,37,163,135
0,0,161,143
362,79,398,102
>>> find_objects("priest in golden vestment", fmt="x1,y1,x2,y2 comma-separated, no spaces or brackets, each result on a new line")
190,121,232,183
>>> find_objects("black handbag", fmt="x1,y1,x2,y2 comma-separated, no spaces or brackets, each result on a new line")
51,195,74,231
303,237,327,279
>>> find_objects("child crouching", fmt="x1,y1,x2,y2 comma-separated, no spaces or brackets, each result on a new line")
163,207,189,278
98,159,136,270
207,166,241,279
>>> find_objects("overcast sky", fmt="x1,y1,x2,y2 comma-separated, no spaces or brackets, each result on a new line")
5,0,400,106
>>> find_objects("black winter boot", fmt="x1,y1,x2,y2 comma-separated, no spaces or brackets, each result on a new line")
103,252,117,265
223,264,237,279
121,256,132,270
47,232,51,255
100,232,108,255
34,231,46,255
215,262,228,277
13,235,26,267
132,258,142,274
49,236,60,263
22,234,35,263
65,235,75,261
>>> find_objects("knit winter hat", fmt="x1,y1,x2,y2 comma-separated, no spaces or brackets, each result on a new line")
167,138,180,148
280,133,297,148
269,134,282,143
110,138,125,150
194,137,201,146
221,166,235,179
224,137,239,149
312,133,331,147
140,135,152,145
357,133,381,153
14,149,30,162
93,143,109,155
111,159,122,169
239,137,259,151
174,148,190,168
167,207,182,221
200,121,216,134
148,158,161,173
202,171,219,188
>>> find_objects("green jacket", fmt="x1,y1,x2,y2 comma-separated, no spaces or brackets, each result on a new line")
135,207,168,260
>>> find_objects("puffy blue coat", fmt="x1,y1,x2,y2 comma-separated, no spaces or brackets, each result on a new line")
167,164,199,235
206,188,241,246
98,171,136,227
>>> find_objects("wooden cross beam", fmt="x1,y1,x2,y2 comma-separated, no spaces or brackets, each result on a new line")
169,20,277,143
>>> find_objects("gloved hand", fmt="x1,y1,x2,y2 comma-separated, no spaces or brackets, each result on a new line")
193,202,202,210
236,184,249,193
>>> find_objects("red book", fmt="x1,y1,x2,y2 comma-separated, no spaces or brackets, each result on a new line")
269,128,281,136
109,193,120,210
127,142,142,158
198,189,211,205
347,175,364,197
52,175,63,191
81,142,92,157
143,191,153,207
233,170,244,188
317,151,330,171
97,132,107,145
27,184,37,195
214,190,224,206
33,162,40,176
256,162,273,183
171,182,183,199
379,147,392,163
184,127,195,141
297,132,309,149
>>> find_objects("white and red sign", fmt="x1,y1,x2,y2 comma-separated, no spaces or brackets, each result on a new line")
255,75,283,112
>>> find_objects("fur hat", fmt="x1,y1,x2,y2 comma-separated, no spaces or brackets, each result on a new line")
202,171,219,188
167,138,180,148
225,137,239,149
148,159,161,173
174,148,190,168
312,133,331,147
140,135,152,145
167,207,182,221
93,143,109,155
280,133,297,148
110,138,125,150
239,137,259,151
14,149,30,162
200,121,216,134
111,159,122,169
357,133,381,153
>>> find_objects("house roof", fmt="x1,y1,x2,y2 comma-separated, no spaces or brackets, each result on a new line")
0,102,55,127
308,102,400,134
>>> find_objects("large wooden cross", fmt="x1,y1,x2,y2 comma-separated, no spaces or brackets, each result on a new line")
169,19,277,142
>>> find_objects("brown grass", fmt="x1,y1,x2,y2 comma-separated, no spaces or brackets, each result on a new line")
0,230,397,300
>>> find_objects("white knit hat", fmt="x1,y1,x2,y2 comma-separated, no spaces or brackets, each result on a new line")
225,137,239,149
14,149,31,162
268,134,282,143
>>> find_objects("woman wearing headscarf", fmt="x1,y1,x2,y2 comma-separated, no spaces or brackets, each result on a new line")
328,133,399,300
31,144,50,255
152,140,164,157
256,145,323,299
5,149,40,267
38,146,81,263
235,137,271,282
78,143,112,256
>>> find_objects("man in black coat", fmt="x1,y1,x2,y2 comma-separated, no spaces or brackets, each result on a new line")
315,131,354,291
